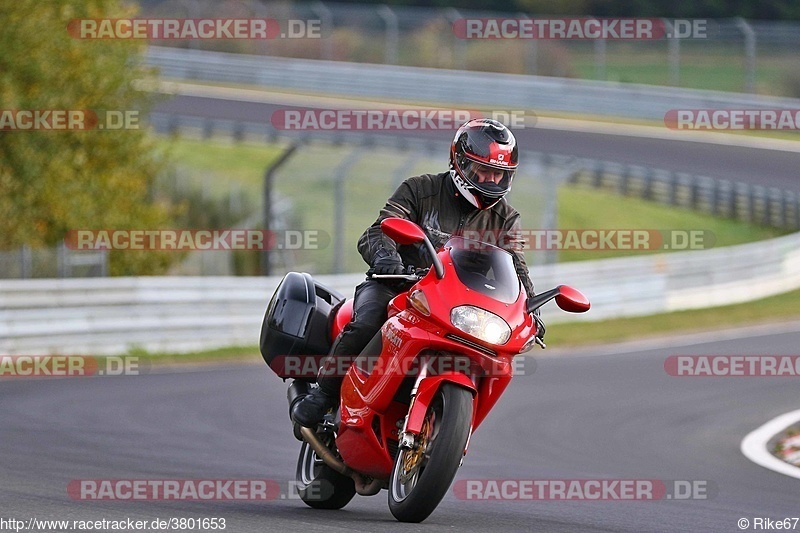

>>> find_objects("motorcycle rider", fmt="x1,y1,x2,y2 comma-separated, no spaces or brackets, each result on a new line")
292,118,543,428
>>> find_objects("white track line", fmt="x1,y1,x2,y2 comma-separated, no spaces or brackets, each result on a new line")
741,409,800,480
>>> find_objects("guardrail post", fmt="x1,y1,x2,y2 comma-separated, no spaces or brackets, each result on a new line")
593,160,604,188
100,250,109,277
618,165,630,195
777,188,787,228
642,167,654,201
709,178,719,216
689,175,699,210
57,242,67,278
668,172,678,205
21,245,32,279
203,118,214,139
746,184,756,224
764,187,775,227
729,182,739,220
794,193,800,230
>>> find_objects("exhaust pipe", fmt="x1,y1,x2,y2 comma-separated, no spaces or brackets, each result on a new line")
299,426,383,496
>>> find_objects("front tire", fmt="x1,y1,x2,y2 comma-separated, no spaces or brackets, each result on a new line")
388,383,473,523
295,436,356,510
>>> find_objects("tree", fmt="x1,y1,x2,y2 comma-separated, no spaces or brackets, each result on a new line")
0,0,174,274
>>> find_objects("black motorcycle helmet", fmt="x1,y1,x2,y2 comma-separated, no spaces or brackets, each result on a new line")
449,118,518,209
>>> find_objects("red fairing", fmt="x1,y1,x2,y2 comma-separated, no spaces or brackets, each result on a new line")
334,245,537,479
290,219,590,523
331,298,354,341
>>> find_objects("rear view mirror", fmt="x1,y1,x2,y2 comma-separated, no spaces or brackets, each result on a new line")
527,285,590,314
380,218,426,245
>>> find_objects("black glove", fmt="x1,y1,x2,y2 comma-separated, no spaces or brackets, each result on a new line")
533,309,546,340
367,249,404,277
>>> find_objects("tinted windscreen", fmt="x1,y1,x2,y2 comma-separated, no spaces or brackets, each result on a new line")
446,237,520,304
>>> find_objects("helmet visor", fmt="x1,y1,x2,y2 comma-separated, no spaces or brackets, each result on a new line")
459,159,515,198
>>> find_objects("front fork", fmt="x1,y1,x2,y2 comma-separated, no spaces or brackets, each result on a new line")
397,356,477,455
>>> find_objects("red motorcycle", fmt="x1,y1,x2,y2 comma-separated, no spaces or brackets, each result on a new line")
260,217,590,522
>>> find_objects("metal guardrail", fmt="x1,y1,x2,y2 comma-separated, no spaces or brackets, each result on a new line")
0,243,107,279
3,230,799,355
144,46,800,121
566,158,800,230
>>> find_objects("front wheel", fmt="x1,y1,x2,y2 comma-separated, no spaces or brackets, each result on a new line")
295,434,356,509
388,383,473,523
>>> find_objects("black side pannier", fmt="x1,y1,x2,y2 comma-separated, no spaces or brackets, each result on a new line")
260,272,345,379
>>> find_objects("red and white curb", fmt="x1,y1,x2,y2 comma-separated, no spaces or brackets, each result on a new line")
741,409,800,480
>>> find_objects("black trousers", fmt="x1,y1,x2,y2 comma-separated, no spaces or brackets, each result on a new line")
316,279,398,397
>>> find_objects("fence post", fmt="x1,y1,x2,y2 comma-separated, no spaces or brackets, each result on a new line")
311,1,334,61
444,8,466,70
665,19,680,86
736,18,757,93
262,142,300,276
594,35,606,81
332,148,365,274
377,5,399,65
518,12,537,75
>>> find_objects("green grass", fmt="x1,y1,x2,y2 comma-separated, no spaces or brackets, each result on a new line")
556,187,786,262
570,48,799,96
158,135,789,272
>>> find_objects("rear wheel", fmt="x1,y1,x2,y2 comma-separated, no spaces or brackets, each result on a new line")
295,432,356,510
388,383,473,523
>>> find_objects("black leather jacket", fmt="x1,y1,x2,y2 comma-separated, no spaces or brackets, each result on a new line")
357,172,535,297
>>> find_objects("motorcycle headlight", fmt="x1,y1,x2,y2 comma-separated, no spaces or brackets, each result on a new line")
450,305,511,345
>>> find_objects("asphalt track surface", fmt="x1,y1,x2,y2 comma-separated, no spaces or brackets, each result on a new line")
154,95,800,192
2,327,799,532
